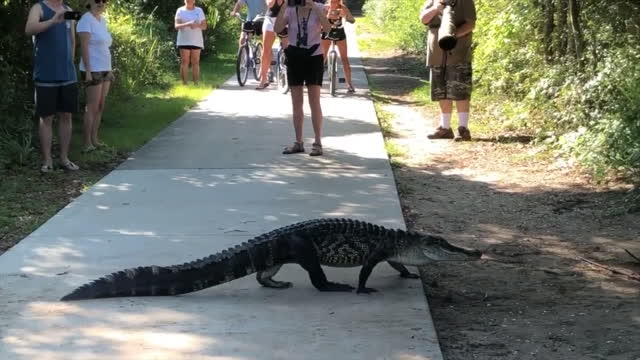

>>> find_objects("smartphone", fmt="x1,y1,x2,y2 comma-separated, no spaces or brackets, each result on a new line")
64,11,82,21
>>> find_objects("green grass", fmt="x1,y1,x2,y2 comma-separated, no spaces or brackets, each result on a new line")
0,42,236,254
72,45,236,163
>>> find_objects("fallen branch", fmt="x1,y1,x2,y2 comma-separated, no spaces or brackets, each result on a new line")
578,256,640,282
624,248,640,265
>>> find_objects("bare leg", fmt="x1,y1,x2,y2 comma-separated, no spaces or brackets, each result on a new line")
190,49,201,84
439,99,453,114
321,39,331,62
259,31,276,86
456,100,470,113
39,116,54,167
336,40,353,90
93,80,111,145
179,49,191,85
290,85,305,143
58,112,73,164
83,83,100,148
306,85,323,145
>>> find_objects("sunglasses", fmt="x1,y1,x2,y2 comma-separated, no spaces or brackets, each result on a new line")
94,0,107,4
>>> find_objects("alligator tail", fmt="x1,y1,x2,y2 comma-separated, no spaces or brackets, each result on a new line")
60,239,276,301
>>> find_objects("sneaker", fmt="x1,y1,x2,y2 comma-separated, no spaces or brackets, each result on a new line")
427,126,454,139
455,126,472,142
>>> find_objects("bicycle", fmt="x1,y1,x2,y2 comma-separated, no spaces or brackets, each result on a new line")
274,29,289,94
326,37,346,97
235,14,265,87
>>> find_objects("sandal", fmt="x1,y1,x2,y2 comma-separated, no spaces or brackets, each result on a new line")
81,145,96,153
309,143,323,157
40,164,54,174
282,142,304,154
60,160,80,172
347,86,355,93
256,83,269,90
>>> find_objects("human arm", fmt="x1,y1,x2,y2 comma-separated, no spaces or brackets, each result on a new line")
25,3,65,36
339,2,355,24
455,19,474,38
78,32,92,81
419,0,445,25
191,8,207,30
311,1,331,33
230,0,245,16
274,3,288,34
266,0,277,7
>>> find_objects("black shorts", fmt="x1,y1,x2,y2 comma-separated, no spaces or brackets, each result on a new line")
322,28,346,41
287,53,324,87
178,45,202,50
35,83,78,118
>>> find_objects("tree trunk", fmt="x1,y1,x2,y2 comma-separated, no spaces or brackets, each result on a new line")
567,0,584,65
543,0,555,63
556,0,568,58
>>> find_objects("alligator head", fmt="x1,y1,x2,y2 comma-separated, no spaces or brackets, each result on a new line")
391,233,482,265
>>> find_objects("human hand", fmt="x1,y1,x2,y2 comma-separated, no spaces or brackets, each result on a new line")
190,22,200,29
85,72,93,82
51,8,66,24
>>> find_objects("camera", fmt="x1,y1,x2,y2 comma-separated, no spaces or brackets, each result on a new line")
438,0,457,50
64,11,82,21
287,0,304,6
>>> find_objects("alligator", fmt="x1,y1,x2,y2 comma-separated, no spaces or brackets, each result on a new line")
61,218,482,301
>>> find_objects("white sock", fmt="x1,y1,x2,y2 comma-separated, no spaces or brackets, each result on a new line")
458,112,469,128
439,113,452,129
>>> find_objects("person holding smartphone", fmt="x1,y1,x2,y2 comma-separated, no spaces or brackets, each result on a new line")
25,0,80,173
175,0,208,85
77,0,113,153
321,0,355,93
275,0,331,156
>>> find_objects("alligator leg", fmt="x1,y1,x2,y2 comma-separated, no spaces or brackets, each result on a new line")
289,235,355,292
387,261,420,279
357,252,389,294
257,265,292,288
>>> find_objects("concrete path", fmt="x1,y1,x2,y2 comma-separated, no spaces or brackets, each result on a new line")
0,23,443,360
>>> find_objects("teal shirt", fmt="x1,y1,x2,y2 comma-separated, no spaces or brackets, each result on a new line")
241,0,267,20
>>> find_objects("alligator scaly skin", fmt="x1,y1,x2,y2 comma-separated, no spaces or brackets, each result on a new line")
61,218,480,300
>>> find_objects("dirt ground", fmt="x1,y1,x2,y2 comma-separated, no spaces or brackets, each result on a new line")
358,49,640,359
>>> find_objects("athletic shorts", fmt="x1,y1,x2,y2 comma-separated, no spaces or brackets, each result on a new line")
82,71,115,87
430,63,473,101
287,53,324,87
322,28,346,41
178,45,202,50
262,16,276,33
35,83,79,118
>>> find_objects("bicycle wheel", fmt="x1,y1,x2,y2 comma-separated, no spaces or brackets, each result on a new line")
236,45,250,86
277,49,289,94
328,50,338,97
253,43,263,81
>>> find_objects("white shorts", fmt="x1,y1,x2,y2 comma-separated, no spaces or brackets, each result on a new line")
262,16,276,33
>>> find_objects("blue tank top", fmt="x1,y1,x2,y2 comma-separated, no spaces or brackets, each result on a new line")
33,1,77,84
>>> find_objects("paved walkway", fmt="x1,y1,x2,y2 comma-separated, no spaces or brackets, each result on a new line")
0,24,443,360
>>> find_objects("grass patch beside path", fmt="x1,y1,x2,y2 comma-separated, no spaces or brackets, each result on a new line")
0,44,236,255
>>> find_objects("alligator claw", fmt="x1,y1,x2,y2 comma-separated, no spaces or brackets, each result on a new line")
400,272,420,279
320,282,355,292
356,287,378,294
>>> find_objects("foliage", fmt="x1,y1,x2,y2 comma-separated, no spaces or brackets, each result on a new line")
363,0,640,185
363,0,426,54
0,0,237,168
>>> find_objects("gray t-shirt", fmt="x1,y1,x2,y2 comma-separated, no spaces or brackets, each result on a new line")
240,0,267,20
424,0,476,66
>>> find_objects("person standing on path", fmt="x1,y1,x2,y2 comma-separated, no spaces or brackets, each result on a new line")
420,0,476,141
256,0,289,90
275,0,331,156
175,0,207,85
78,0,114,153
25,0,80,173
